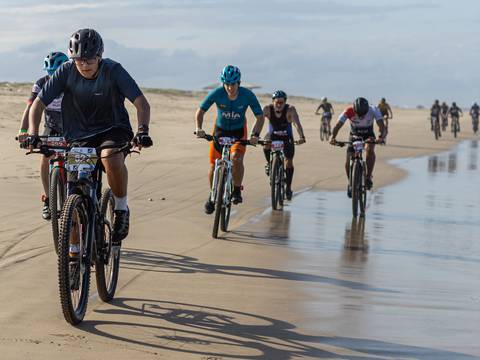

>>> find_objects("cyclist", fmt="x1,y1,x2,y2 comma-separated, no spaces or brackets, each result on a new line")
377,97,392,129
330,97,386,195
195,65,264,213
449,102,463,132
430,100,441,131
440,101,449,129
263,90,305,200
26,29,152,250
18,51,68,220
315,97,334,135
470,102,479,129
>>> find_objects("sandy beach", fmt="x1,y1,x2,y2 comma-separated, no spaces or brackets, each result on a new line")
0,84,477,359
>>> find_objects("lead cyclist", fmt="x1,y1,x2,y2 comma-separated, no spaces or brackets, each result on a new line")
195,65,265,214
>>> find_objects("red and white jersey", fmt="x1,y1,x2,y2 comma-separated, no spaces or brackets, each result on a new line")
339,105,383,129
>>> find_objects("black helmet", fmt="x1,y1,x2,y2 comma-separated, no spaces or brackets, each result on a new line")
272,90,287,100
381,97,386,102
452,102,457,107
434,99,439,104
353,97,369,117
69,29,104,59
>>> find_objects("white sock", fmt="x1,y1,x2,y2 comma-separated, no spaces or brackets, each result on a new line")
114,195,128,211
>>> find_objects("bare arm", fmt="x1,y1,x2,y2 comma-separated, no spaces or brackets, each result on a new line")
288,106,305,139
133,95,150,130
28,97,46,136
19,104,31,132
195,108,206,131
377,119,387,139
250,113,265,137
331,121,345,140
387,104,393,118
315,104,322,114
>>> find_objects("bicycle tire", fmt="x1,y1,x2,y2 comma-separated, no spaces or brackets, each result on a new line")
49,167,66,254
359,162,367,216
95,188,120,302
453,118,458,138
351,160,362,218
320,125,325,141
58,194,91,325
271,156,280,210
277,160,284,209
212,167,225,238
220,177,232,232
434,121,440,140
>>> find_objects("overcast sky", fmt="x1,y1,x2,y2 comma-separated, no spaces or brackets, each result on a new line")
0,0,479,106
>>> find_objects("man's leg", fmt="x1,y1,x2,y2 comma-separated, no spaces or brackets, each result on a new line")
102,149,129,243
365,143,376,189
40,155,52,220
263,144,271,175
231,152,244,204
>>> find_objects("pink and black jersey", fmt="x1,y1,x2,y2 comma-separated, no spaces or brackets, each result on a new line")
338,105,383,131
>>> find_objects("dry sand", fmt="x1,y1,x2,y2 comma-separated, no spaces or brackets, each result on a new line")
0,83,474,359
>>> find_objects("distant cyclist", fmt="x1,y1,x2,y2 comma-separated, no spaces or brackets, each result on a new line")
17,51,68,220
449,102,463,132
469,102,479,126
430,100,441,131
330,97,386,195
195,65,265,213
263,90,305,200
315,97,334,135
440,101,449,129
377,98,393,123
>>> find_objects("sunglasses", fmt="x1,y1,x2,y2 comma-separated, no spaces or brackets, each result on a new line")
74,57,98,66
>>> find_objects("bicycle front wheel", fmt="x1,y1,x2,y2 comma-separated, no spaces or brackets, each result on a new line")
212,167,226,238
95,188,120,302
271,156,281,210
351,160,363,218
58,194,91,325
49,167,66,254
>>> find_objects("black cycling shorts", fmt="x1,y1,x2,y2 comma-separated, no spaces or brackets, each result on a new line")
73,127,133,151
264,133,295,159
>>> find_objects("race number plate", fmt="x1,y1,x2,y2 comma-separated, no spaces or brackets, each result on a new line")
218,137,236,146
271,140,285,151
65,147,98,172
352,140,364,153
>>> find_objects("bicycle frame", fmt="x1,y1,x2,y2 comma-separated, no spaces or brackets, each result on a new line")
210,138,234,209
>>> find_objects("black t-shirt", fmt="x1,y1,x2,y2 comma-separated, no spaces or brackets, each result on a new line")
29,75,63,132
39,59,142,141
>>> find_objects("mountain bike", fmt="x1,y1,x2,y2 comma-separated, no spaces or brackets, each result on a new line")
57,142,135,324
441,113,448,131
472,114,479,134
18,135,68,254
319,113,330,141
431,116,441,140
333,137,380,217
451,115,460,138
199,134,251,239
260,137,301,210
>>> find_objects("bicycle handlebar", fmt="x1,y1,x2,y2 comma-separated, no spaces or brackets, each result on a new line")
331,139,382,147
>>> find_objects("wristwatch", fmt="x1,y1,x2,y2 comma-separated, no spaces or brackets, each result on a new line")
138,124,149,133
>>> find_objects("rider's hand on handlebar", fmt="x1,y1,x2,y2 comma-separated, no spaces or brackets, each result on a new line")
133,131,153,150
377,137,385,145
329,138,337,146
249,135,259,146
195,129,206,138
297,137,306,145
25,134,40,152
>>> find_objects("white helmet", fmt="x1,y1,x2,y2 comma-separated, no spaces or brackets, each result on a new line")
321,97,327,102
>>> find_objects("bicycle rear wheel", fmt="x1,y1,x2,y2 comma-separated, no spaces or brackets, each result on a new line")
212,167,226,238
351,160,362,218
49,167,66,254
58,194,91,325
453,119,458,138
434,121,440,140
95,188,120,302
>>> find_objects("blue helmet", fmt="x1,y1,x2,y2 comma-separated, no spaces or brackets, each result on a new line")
220,65,241,84
272,90,287,100
44,52,69,76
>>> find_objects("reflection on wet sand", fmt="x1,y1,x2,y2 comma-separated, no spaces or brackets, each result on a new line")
229,140,480,357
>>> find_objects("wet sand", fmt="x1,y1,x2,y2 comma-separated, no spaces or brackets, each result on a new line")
0,85,478,359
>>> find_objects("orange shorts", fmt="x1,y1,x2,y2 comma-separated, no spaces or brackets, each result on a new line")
209,124,247,165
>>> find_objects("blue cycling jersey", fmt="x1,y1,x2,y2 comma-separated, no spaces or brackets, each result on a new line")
199,86,263,131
